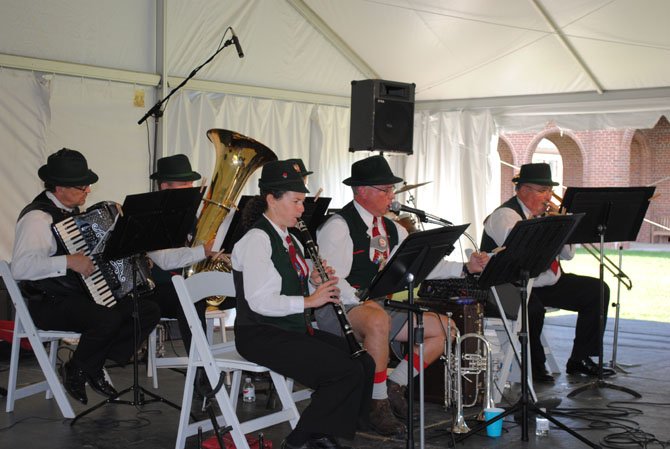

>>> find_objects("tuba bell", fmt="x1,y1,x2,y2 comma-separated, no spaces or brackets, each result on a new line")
186,129,277,305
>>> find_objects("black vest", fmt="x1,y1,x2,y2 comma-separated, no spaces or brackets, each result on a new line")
480,196,525,252
17,191,84,299
233,217,309,333
337,202,399,291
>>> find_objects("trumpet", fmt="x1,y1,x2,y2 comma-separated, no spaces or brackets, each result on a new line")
544,193,632,290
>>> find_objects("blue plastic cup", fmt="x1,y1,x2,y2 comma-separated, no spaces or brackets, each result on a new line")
484,407,505,438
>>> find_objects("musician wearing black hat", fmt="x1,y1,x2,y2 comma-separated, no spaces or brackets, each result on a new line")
315,155,488,437
480,162,613,381
145,154,220,352
232,160,375,449
11,148,161,405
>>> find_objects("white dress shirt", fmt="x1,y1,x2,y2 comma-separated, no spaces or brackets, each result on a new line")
317,200,463,305
12,191,72,281
483,197,575,287
231,215,314,317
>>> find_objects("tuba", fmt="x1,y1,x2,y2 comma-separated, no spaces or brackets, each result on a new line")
186,129,277,305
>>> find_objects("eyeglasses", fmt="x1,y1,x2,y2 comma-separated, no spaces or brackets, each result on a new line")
68,185,89,192
523,185,553,195
369,185,396,195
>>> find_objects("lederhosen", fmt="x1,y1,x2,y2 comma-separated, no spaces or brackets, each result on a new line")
233,216,374,438
481,196,608,365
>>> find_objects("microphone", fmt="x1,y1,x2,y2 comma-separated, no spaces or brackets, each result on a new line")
230,28,245,58
390,201,453,226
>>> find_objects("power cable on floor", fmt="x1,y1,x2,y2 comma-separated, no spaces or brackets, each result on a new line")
548,401,670,448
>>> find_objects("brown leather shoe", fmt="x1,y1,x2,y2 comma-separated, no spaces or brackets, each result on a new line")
369,399,406,437
387,380,408,419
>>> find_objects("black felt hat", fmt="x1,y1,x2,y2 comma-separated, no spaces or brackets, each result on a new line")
38,148,99,187
258,160,310,193
150,154,201,181
286,158,313,176
342,155,403,186
512,163,559,186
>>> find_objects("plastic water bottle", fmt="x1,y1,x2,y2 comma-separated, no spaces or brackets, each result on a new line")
535,408,549,436
242,377,256,403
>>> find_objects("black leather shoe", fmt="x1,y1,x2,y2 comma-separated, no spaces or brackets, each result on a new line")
566,358,615,377
532,366,555,383
86,370,118,398
308,436,352,449
61,361,88,404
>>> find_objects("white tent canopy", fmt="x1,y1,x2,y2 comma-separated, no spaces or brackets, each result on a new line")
1,0,669,260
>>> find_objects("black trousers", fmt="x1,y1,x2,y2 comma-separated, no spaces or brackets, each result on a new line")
529,273,610,368
145,281,207,352
235,324,375,440
28,292,161,376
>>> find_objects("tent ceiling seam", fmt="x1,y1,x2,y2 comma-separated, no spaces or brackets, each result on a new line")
285,0,378,79
530,0,604,94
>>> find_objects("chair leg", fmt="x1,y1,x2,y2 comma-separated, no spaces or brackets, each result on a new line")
5,320,22,412
230,370,242,410
147,327,159,389
45,339,60,400
175,363,198,449
541,332,560,374
268,372,300,428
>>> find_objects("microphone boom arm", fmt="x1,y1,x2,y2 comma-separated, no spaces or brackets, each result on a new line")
138,35,238,125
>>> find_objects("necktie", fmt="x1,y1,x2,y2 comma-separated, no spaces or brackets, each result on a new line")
550,259,560,275
371,217,388,266
285,235,307,281
286,235,314,334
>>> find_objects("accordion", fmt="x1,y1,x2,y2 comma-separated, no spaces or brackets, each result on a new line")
418,276,489,303
52,201,155,307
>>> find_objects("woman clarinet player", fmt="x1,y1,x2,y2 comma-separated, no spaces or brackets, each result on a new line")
232,160,375,449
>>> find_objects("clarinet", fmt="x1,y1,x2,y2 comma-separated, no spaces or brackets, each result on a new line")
294,219,366,358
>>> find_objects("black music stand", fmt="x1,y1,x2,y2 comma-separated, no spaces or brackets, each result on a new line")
71,188,202,424
561,186,654,399
452,214,601,448
362,224,469,449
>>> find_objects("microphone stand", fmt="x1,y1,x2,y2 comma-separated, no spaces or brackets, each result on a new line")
137,35,239,125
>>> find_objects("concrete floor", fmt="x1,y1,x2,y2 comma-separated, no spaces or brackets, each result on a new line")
1,314,669,449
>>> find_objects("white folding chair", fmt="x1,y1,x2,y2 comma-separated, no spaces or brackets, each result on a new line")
146,309,230,389
172,271,300,449
1,260,79,418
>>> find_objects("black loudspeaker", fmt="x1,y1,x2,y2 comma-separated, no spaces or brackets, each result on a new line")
349,79,415,155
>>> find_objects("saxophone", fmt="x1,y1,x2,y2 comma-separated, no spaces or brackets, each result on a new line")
186,129,277,305
294,219,366,358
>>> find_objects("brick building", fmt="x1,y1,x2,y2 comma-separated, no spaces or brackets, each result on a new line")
497,116,670,243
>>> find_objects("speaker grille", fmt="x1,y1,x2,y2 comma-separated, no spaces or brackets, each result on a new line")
373,99,413,153
349,79,415,154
